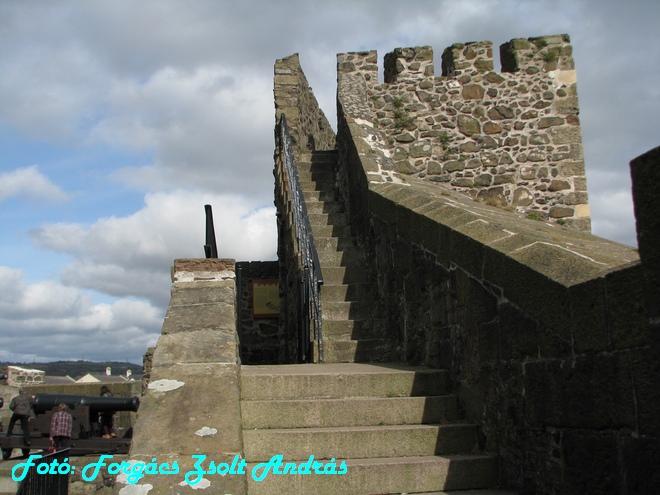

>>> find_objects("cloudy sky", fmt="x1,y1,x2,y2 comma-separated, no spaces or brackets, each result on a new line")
1,0,658,365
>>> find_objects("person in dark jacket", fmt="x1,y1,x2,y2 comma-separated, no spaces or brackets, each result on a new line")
99,386,116,438
7,389,35,446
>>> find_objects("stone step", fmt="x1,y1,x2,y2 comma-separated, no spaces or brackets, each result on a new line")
309,212,347,227
303,190,336,202
306,200,344,215
316,239,358,261
321,283,374,302
241,395,460,429
296,169,335,182
314,236,355,253
322,338,393,363
245,455,499,495
321,318,389,340
299,150,338,162
240,364,450,400
321,266,368,284
312,230,357,250
323,300,376,320
243,423,478,462
300,178,334,192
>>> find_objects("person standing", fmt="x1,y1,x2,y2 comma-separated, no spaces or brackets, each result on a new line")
6,389,35,446
99,386,116,438
49,403,73,450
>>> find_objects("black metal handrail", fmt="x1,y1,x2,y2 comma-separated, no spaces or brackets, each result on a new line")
16,449,70,495
280,115,324,362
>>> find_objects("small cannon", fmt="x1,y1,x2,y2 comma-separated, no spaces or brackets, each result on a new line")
1,393,139,459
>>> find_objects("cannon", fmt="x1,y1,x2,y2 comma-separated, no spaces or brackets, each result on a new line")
33,393,139,415
1,393,139,460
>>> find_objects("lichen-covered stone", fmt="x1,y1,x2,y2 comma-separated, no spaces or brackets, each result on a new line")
457,115,481,136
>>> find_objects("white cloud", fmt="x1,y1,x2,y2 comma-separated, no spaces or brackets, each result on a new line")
0,266,161,362
89,65,274,197
29,190,277,307
0,166,68,203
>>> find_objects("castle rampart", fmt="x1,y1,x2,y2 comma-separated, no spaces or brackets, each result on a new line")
332,37,658,493
337,34,590,231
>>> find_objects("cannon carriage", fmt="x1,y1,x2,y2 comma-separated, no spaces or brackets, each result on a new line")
1,393,139,460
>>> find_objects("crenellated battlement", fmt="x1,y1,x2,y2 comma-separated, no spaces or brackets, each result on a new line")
442,41,494,78
337,34,589,231
384,46,434,83
501,34,575,73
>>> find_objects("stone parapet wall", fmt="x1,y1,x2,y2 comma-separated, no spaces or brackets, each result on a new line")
112,258,246,495
337,34,590,231
274,54,336,153
630,146,660,321
335,42,658,492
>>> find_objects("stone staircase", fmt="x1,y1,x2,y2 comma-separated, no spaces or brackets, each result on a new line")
298,150,392,363
240,363,500,494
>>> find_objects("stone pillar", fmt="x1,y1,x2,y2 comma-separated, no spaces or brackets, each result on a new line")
113,258,246,495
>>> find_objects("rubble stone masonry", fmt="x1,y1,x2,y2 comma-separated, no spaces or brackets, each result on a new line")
337,35,590,231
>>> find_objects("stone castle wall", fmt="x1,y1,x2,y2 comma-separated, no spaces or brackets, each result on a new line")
274,53,336,153
337,35,590,231
274,54,338,363
332,37,659,493
236,260,280,364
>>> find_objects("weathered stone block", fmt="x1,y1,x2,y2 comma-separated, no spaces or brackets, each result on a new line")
483,122,502,134
562,430,622,495
630,347,660,437
152,329,238,366
498,302,538,361
525,354,636,429
549,205,573,218
483,244,572,334
475,186,505,206
162,302,236,334
621,435,660,493
450,219,512,278
513,187,533,206
605,262,649,350
462,84,485,100
568,278,608,353
457,115,480,136
487,106,514,120
444,160,466,172
169,281,235,306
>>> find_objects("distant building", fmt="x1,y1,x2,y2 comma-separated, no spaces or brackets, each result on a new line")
6,365,45,387
75,367,136,383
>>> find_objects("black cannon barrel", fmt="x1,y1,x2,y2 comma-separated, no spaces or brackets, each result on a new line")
34,394,139,414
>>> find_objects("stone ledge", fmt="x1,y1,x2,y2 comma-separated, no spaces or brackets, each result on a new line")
171,258,235,283
368,177,637,287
